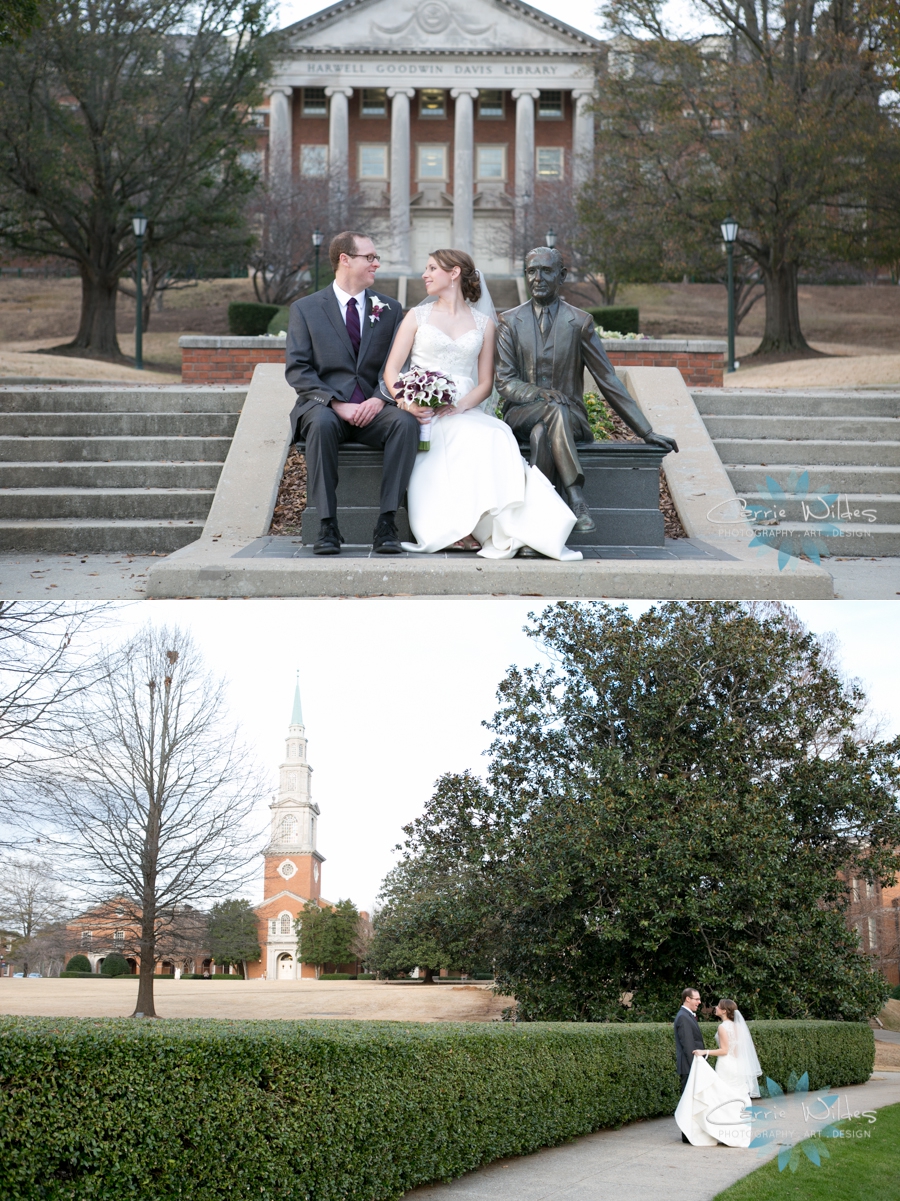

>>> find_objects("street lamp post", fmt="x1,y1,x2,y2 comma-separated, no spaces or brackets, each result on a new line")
131,212,148,371
545,228,557,249
312,228,323,292
720,216,739,374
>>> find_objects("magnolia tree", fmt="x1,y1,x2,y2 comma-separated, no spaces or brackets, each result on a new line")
386,602,900,1021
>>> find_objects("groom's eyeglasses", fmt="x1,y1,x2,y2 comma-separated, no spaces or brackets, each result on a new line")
346,253,381,263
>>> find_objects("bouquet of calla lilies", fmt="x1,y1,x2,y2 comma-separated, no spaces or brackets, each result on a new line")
394,367,457,451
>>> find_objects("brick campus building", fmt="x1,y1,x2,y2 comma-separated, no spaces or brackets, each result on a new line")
263,0,599,282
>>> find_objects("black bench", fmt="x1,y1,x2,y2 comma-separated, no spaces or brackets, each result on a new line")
293,440,666,547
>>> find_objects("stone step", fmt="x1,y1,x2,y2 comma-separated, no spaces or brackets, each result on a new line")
0,519,204,553
694,389,900,418
737,491,900,524
748,522,900,558
0,488,214,520
713,438,900,466
704,414,900,441
0,436,232,462
725,464,900,494
0,387,246,413
0,461,224,488
0,411,239,437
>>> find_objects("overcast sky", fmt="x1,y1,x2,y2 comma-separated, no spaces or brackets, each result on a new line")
94,599,900,914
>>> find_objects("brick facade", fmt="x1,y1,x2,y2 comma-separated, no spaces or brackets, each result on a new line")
180,336,726,389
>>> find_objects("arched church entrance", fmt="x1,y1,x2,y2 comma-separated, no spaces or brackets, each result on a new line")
277,953,294,980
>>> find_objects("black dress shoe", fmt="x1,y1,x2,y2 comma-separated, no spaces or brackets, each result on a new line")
516,546,543,558
313,518,343,555
566,484,596,533
373,513,402,554
682,1133,690,1144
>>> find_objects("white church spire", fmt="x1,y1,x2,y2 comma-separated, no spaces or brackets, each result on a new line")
264,674,319,856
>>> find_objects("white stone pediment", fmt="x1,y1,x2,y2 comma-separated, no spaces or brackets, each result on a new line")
285,0,600,55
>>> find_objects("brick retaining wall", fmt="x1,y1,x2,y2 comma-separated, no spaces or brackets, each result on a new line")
180,336,725,389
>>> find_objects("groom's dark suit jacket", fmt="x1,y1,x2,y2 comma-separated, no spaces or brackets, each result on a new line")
673,1006,706,1076
285,286,404,440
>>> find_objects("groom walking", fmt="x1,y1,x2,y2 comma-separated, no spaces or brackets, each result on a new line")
285,231,420,555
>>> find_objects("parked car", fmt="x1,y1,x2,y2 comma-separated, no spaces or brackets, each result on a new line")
27,972,42,978
13,972,23,978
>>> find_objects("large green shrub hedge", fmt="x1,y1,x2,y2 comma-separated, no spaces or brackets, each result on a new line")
100,953,129,977
227,302,280,336
0,1018,872,1200
585,305,640,335
64,954,91,973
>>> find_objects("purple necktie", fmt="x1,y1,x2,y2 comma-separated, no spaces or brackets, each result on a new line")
345,297,366,405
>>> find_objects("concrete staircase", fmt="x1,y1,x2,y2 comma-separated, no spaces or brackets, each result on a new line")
0,386,246,552
693,388,900,557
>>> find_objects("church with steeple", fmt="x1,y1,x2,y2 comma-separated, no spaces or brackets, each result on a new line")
248,676,331,980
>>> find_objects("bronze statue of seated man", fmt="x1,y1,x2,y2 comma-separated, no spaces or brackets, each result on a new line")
495,246,678,533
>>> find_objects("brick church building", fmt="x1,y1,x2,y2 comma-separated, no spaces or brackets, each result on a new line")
247,679,335,980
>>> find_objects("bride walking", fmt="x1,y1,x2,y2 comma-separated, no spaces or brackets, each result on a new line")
676,998,763,1148
382,249,582,560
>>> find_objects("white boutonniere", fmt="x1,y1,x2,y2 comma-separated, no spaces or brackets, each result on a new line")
368,298,388,326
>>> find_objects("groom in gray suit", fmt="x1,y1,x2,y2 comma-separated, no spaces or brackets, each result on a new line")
674,987,706,1142
285,231,420,555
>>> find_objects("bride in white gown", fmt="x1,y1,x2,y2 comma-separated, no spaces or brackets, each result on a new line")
676,998,763,1148
382,249,582,560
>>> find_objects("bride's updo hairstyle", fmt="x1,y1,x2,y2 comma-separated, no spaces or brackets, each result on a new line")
430,249,482,303
717,998,738,1021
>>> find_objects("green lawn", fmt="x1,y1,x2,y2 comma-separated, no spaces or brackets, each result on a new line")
713,1103,900,1200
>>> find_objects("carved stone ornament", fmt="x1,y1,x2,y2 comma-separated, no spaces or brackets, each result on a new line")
279,860,296,879
372,1,493,39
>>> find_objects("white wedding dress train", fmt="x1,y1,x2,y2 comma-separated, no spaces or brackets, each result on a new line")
400,304,582,561
675,1022,756,1148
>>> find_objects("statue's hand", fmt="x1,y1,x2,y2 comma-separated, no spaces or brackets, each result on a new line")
543,389,570,408
644,431,679,454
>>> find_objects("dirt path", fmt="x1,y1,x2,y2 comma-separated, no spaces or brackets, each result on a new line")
0,978,513,1022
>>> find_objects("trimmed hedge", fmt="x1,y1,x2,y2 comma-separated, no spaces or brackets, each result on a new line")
319,973,355,980
0,1019,872,1199
267,306,290,335
227,302,280,336
100,953,129,977
586,305,640,334
65,954,91,973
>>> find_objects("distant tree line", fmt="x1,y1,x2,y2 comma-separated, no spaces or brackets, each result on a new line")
367,602,900,1020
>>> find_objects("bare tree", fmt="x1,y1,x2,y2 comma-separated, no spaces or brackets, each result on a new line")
0,857,69,976
247,171,369,307
0,602,108,803
35,624,266,1017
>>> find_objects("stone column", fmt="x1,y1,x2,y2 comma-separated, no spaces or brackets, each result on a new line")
451,88,478,255
512,89,540,262
267,87,293,193
572,89,596,190
325,86,353,224
388,87,415,273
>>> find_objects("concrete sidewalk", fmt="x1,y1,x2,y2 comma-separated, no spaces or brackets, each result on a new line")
404,1074,900,1201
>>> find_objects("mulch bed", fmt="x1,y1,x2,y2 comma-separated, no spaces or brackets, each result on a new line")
268,404,687,541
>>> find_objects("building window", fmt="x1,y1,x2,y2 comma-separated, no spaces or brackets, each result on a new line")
866,880,876,899
478,89,504,119
239,150,263,174
362,88,387,116
358,144,389,179
278,814,298,842
114,931,125,944
300,145,328,177
536,147,564,178
279,861,296,879
476,145,506,180
279,912,292,935
302,87,327,117
269,919,277,935
115,907,124,917
538,91,563,119
868,916,878,951
81,931,92,945
420,89,446,118
417,144,448,180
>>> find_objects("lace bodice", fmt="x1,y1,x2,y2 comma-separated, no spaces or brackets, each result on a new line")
715,1020,736,1056
409,302,488,387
